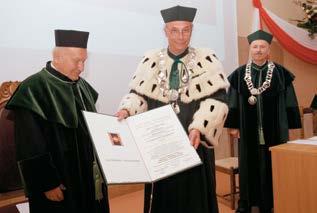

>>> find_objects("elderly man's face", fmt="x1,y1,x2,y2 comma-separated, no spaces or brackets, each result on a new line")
58,47,88,81
250,39,270,64
164,21,193,55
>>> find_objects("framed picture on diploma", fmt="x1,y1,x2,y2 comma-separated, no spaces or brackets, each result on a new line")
82,105,202,184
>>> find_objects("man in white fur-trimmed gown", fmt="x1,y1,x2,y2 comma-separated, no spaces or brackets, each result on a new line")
116,5,229,213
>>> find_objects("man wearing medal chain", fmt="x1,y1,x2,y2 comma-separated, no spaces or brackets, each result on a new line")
116,5,229,213
224,30,302,213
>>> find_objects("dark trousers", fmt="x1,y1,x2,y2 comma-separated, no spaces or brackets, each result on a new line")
237,146,273,213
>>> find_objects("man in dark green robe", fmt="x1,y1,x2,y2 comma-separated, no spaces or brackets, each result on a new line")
6,30,109,213
225,30,301,213
116,6,229,213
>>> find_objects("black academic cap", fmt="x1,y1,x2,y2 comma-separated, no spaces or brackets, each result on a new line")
311,94,317,109
247,30,273,44
55,29,89,48
160,5,197,23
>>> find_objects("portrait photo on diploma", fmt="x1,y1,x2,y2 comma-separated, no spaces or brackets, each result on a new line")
108,132,123,146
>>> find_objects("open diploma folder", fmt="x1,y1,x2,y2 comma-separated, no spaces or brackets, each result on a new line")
83,105,202,184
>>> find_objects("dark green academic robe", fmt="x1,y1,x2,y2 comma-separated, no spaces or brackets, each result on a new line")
225,62,301,212
6,62,109,213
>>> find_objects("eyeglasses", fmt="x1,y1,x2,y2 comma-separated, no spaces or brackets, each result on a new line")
166,27,192,37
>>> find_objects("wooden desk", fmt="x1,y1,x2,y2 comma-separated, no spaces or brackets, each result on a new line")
270,143,317,213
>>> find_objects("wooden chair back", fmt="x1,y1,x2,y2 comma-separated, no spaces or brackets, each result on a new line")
0,81,21,192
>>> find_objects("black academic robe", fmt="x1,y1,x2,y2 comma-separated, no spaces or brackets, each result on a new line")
6,63,109,213
224,62,301,212
139,89,227,213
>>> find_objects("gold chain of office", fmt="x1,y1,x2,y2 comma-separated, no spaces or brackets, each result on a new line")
244,61,275,105
157,47,196,113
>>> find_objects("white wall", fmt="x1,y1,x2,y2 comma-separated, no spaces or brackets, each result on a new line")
0,0,238,113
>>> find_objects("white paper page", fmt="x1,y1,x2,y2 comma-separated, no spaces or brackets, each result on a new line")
82,111,151,184
288,139,317,146
308,136,317,140
127,105,202,181
16,202,29,213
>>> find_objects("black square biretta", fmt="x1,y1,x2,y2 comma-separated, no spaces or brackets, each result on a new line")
160,5,197,23
55,29,89,48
